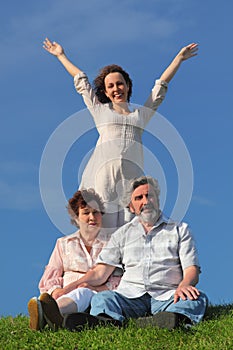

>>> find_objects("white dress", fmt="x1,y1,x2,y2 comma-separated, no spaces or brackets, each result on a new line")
74,72,168,228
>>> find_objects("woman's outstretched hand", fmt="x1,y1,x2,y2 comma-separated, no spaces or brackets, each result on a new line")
160,42,199,83
178,43,198,61
43,37,64,57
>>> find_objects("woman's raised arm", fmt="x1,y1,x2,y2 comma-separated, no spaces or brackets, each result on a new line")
43,37,82,77
160,43,198,83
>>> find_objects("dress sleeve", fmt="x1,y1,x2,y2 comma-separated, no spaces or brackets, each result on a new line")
144,79,168,111
74,72,100,110
38,239,65,295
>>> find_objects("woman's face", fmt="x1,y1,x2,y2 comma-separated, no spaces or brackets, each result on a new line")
76,202,102,235
104,72,129,103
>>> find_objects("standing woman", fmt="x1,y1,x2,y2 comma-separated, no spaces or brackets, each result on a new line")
43,38,198,230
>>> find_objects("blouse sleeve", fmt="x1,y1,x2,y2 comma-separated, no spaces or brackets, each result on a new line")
139,79,168,126
74,72,100,110
144,79,168,110
38,239,65,295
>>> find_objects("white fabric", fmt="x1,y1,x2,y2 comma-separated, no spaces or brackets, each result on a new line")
57,287,97,312
74,73,168,212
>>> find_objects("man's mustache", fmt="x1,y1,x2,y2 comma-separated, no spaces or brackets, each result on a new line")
141,204,155,213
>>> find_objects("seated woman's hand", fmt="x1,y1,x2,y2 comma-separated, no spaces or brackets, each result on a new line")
51,288,66,300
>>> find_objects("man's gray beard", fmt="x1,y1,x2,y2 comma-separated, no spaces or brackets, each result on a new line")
139,208,159,224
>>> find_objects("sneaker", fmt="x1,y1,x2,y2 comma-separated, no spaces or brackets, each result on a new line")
135,311,180,330
28,297,46,330
39,293,64,331
64,312,122,331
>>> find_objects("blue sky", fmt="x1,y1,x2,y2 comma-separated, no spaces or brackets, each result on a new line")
1,1,232,317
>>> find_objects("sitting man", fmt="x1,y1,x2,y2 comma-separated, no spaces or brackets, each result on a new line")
45,175,208,330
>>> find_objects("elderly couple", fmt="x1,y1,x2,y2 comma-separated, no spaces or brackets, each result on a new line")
28,176,208,331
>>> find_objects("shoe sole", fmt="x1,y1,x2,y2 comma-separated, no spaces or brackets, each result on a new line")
28,297,45,330
64,312,122,331
39,293,63,331
135,312,179,330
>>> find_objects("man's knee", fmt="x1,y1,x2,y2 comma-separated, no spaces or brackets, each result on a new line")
91,290,115,306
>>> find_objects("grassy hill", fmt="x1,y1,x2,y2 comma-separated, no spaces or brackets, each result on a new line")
0,304,232,350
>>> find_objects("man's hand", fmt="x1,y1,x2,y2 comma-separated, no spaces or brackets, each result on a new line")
174,284,200,304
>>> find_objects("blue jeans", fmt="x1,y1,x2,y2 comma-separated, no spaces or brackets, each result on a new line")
90,291,208,324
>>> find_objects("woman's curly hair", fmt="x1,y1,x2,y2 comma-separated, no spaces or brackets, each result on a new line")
67,189,105,227
93,64,133,103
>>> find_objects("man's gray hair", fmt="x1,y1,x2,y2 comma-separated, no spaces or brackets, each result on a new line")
122,176,160,208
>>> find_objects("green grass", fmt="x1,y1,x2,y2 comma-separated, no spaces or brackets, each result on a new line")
0,304,232,350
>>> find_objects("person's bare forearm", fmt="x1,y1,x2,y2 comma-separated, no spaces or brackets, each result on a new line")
179,265,199,287
160,55,183,83
57,53,82,77
160,43,198,83
174,265,200,303
43,38,82,77
63,264,114,295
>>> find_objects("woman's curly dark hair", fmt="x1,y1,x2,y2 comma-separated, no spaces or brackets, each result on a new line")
67,189,105,227
93,64,133,103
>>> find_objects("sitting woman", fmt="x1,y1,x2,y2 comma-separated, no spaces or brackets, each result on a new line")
28,189,121,330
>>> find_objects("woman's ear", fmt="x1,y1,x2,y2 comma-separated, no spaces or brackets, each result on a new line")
104,89,110,99
74,216,79,226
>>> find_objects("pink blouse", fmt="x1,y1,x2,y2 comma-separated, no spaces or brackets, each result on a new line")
39,230,121,294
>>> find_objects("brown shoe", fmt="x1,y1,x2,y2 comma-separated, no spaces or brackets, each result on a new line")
27,297,46,330
39,293,64,331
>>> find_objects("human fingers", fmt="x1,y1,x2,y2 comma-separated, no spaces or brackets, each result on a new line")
187,43,199,55
186,42,198,49
174,285,200,303
43,38,52,50
173,293,180,304
180,286,200,300
43,37,56,52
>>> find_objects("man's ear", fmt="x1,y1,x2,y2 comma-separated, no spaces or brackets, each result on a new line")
128,203,135,213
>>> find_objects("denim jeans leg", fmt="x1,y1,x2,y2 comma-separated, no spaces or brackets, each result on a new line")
165,291,208,324
150,291,208,324
90,291,151,322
